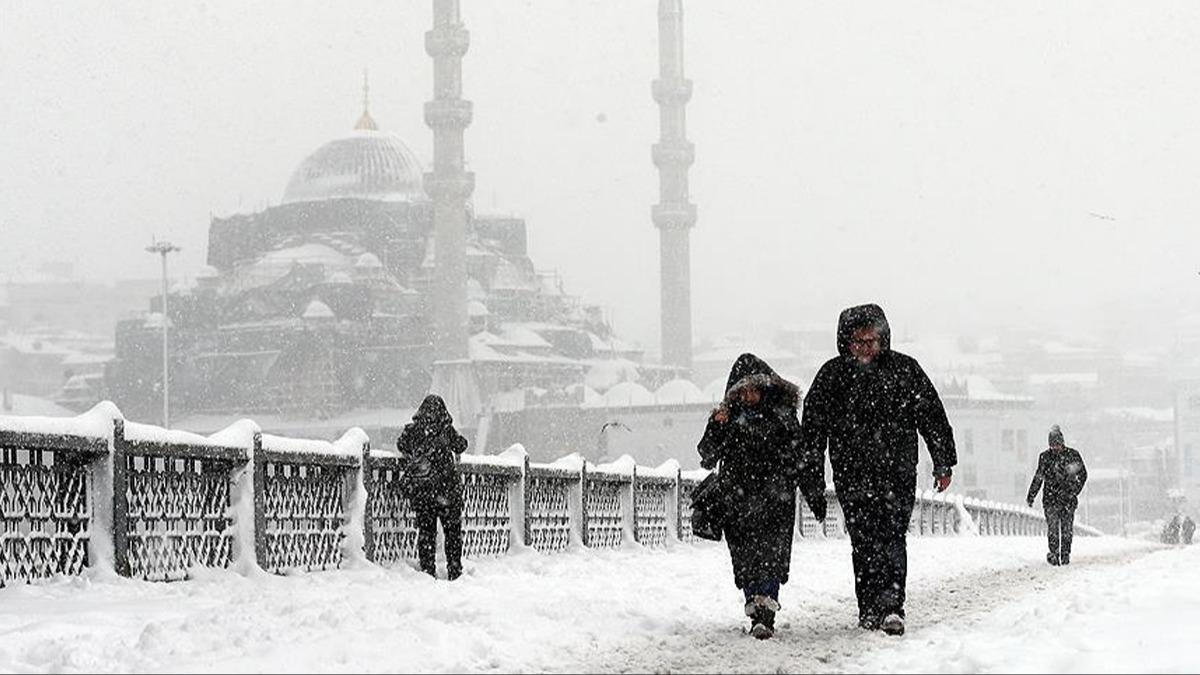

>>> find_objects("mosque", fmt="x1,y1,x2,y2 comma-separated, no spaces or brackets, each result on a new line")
105,1,710,463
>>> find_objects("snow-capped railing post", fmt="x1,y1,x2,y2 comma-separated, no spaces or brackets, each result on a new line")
512,453,529,549
579,461,590,547
111,418,131,578
361,442,376,563
629,465,640,544
228,430,261,575
672,465,682,542
251,433,267,570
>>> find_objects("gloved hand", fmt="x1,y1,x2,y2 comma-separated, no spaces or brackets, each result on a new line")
934,474,952,493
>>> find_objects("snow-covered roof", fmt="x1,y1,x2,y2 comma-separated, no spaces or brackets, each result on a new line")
585,358,641,391
1029,372,1100,385
0,393,75,418
1102,407,1174,423
964,375,1032,402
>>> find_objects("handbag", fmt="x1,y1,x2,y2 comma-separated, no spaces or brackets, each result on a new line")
689,470,728,541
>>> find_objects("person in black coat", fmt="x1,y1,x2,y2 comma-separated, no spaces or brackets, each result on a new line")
1026,425,1087,566
396,394,469,580
698,353,827,640
1183,515,1196,545
800,304,957,636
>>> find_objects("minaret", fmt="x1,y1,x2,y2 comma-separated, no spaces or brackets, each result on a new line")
653,0,697,373
425,0,473,361
424,0,481,427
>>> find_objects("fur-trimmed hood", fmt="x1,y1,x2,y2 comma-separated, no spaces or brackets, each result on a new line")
723,353,800,410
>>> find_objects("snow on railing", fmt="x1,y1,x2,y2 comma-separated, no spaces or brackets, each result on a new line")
0,402,1090,586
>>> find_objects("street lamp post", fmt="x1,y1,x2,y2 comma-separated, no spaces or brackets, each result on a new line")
145,241,180,428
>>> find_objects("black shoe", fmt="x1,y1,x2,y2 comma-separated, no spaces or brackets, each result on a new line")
1060,554,1070,566
880,613,905,636
1046,553,1060,566
749,606,776,640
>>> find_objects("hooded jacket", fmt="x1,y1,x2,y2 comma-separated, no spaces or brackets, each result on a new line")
801,304,957,501
396,394,469,505
696,353,824,587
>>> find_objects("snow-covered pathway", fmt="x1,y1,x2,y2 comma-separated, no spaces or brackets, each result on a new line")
0,536,1182,673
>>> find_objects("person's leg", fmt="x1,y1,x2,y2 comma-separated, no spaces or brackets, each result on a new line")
1061,507,1075,564
878,497,911,619
1044,508,1061,565
843,498,884,627
442,498,465,580
415,505,438,577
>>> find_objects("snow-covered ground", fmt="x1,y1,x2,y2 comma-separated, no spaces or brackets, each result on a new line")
0,536,1189,673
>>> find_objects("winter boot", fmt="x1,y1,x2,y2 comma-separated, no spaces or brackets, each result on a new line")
1046,552,1060,566
858,615,881,631
880,613,905,636
749,606,776,640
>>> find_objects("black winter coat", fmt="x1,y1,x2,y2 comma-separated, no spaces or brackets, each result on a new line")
1026,447,1087,510
396,395,468,508
801,305,957,503
697,354,825,588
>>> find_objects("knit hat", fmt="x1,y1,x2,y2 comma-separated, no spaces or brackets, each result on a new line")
1048,424,1064,447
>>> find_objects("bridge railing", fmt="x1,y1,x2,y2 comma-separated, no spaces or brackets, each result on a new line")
1,403,1095,587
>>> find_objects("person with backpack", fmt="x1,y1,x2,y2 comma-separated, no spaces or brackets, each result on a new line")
396,394,469,580
697,353,826,640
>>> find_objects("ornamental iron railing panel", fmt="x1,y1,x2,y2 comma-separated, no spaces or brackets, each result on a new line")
584,475,625,549
125,454,236,581
460,469,513,558
525,468,574,553
0,444,93,586
260,461,348,574
367,464,418,566
634,478,672,548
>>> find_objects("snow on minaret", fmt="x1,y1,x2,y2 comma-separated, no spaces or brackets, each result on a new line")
652,0,696,373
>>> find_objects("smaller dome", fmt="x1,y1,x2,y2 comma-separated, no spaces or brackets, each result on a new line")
354,253,383,269
655,379,704,404
302,300,335,320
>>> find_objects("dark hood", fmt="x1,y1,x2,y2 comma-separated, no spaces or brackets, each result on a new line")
836,303,892,358
723,352,800,409
412,394,454,430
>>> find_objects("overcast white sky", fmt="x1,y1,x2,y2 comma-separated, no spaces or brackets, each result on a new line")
2,1,1200,354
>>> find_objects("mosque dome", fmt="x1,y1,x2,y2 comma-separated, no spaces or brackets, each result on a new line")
282,129,427,205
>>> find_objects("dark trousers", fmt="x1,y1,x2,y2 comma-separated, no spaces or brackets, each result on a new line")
842,493,913,621
1045,505,1076,563
415,497,464,579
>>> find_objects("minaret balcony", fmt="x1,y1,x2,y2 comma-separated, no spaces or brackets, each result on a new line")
652,141,695,168
425,26,470,58
652,203,698,229
424,99,474,129
424,173,476,201
652,78,693,104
